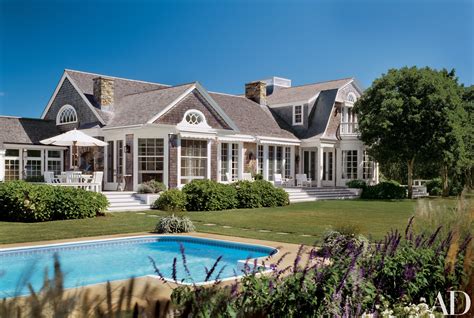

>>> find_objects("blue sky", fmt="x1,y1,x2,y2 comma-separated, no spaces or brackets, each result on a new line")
0,0,472,118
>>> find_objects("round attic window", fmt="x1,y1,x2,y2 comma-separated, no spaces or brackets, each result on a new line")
347,92,357,103
185,111,204,125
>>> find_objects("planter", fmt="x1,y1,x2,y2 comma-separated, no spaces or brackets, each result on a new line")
134,193,161,205
347,188,363,196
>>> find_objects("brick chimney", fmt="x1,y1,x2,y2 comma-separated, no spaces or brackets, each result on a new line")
93,77,114,109
245,81,267,106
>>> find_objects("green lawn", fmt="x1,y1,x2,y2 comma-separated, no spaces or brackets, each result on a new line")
0,198,459,246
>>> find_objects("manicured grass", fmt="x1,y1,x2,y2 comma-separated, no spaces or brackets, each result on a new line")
0,198,462,246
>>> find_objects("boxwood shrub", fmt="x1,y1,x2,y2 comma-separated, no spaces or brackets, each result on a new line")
182,179,238,211
360,180,406,199
153,189,187,212
232,180,289,208
0,181,108,222
345,179,367,189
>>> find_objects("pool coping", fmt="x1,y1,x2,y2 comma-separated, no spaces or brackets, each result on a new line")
0,233,289,295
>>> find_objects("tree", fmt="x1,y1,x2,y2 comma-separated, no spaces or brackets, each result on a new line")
354,67,465,198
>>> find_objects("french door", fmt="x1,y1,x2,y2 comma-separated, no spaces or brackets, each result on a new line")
322,150,334,186
303,150,316,183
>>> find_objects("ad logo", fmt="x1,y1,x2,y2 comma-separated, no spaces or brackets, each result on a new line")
435,291,471,315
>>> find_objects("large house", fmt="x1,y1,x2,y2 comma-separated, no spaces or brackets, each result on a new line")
0,70,378,190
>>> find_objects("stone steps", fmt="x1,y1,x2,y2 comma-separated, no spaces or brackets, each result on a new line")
102,192,151,212
284,187,360,203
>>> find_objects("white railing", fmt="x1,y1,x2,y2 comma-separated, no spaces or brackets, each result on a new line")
340,122,359,135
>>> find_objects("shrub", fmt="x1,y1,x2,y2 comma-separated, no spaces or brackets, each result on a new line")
0,181,108,222
233,181,262,208
319,229,369,257
153,189,187,212
253,173,264,180
360,180,406,199
182,179,237,211
153,214,195,233
346,179,366,189
24,175,45,183
253,179,289,207
137,180,166,194
426,178,442,196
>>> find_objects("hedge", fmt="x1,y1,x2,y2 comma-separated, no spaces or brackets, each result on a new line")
0,181,108,222
153,189,187,212
182,179,238,211
360,181,406,200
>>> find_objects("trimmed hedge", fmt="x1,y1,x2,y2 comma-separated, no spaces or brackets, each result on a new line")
360,181,406,200
153,189,187,212
183,179,238,211
346,179,367,189
0,181,108,222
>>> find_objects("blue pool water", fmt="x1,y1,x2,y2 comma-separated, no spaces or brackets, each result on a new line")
0,236,276,297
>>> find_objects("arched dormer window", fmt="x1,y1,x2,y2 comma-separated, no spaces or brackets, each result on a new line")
56,105,78,125
177,109,212,130
347,92,357,103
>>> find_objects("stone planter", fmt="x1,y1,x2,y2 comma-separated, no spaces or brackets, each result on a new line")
347,188,363,196
134,193,161,206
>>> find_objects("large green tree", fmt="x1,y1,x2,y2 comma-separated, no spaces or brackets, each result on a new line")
354,67,465,198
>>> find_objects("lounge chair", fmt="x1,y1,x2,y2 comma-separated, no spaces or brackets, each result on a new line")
44,171,60,184
88,171,104,192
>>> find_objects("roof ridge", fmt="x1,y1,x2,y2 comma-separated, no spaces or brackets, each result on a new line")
208,91,243,98
64,69,172,88
281,77,354,89
121,82,196,98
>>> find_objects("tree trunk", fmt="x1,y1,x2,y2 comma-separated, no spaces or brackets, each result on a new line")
442,164,450,197
407,158,415,199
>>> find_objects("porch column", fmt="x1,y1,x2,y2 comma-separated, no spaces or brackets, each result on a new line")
317,147,323,187
0,149,5,182
374,162,380,184
290,146,295,180
238,142,244,180
336,148,342,187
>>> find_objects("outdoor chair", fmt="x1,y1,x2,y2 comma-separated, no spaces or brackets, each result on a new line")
274,174,285,187
296,174,312,187
88,171,104,192
44,171,60,184
225,172,233,183
65,171,82,183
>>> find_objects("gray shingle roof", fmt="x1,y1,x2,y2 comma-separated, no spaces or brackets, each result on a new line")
0,117,60,148
266,78,353,105
209,93,297,139
107,83,195,127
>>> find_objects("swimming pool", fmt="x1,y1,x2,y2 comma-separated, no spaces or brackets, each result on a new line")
0,236,277,297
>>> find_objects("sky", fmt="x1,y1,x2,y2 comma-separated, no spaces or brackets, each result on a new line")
0,0,472,118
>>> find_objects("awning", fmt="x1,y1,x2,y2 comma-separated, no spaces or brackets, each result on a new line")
217,135,256,143
179,132,216,140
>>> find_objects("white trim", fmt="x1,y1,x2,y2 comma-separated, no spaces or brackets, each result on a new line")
56,104,78,125
267,100,309,108
3,144,67,150
41,72,106,125
179,132,216,140
292,104,303,126
217,134,256,142
177,109,213,131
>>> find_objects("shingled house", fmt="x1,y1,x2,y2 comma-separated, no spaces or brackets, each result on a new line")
0,70,378,191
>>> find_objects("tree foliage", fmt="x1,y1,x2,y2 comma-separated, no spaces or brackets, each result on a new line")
354,66,468,197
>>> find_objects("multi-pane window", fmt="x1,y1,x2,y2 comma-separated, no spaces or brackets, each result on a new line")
220,143,239,182
276,146,283,174
363,150,374,180
138,138,164,183
257,145,264,175
293,105,303,125
181,139,207,185
107,141,115,182
25,150,42,178
47,150,62,176
342,150,358,179
4,149,20,181
220,143,228,181
341,107,358,134
284,147,291,178
57,105,78,124
268,146,275,181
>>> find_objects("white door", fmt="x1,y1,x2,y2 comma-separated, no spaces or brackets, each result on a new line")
321,150,334,187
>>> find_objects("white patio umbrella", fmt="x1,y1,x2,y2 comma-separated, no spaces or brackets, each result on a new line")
40,129,108,170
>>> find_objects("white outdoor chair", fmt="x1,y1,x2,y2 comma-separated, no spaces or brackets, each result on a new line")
88,171,104,192
296,174,312,187
225,172,233,183
242,173,254,181
44,171,60,184
65,171,82,183
274,174,284,187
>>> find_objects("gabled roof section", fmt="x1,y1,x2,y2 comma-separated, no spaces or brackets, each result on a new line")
209,93,298,139
266,77,353,105
107,83,195,127
0,117,60,148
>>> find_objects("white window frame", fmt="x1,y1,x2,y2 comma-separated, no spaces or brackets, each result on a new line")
137,138,165,184
56,104,78,125
342,150,358,180
46,150,63,176
180,139,208,184
292,105,303,125
25,149,43,179
4,149,21,181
